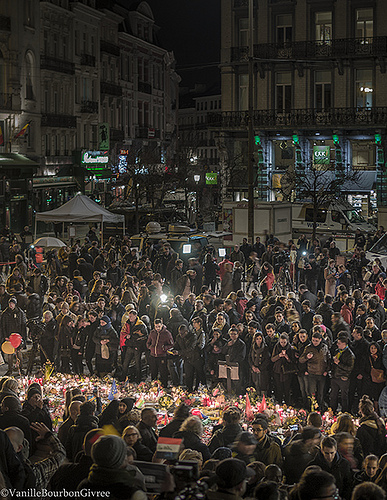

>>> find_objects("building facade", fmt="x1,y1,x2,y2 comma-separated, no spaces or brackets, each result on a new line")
0,0,179,232
212,0,387,222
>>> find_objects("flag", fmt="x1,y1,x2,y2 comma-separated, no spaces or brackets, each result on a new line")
0,124,3,146
108,379,117,401
245,393,254,421
258,394,267,413
15,122,30,139
163,413,169,426
135,395,145,409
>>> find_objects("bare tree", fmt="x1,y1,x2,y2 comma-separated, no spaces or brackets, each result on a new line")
277,164,363,241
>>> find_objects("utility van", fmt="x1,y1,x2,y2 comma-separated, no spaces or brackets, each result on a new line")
292,201,376,237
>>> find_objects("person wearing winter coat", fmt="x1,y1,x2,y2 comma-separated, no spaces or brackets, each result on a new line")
41,310,57,364
57,315,75,374
271,333,297,405
122,425,153,461
220,262,233,298
107,295,125,333
159,403,191,439
25,287,42,320
0,297,27,375
174,416,211,462
146,318,174,387
299,331,330,411
330,334,355,413
174,325,200,392
98,397,136,434
309,436,353,500
349,326,370,414
357,395,387,457
93,316,119,377
324,260,337,296
65,401,99,461
203,254,219,292
6,267,25,294
120,310,148,383
28,268,49,299
208,407,243,454
206,328,226,383
292,329,311,408
363,341,386,403
222,327,246,394
249,331,271,395
232,261,243,292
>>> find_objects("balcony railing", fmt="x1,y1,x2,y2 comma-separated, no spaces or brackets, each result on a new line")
100,40,120,56
80,53,96,67
231,37,387,62
0,15,11,31
41,55,75,75
0,93,12,110
110,128,124,142
80,100,98,113
100,81,122,97
233,0,248,7
138,81,152,94
41,113,77,128
208,107,387,130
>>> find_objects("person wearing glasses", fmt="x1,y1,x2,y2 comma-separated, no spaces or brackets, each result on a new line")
122,425,153,462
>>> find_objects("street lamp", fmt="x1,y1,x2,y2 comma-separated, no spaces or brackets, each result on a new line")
194,174,201,218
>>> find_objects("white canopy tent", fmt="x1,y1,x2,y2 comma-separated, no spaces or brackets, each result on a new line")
35,193,125,243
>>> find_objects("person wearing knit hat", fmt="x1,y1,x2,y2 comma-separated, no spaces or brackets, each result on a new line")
77,435,146,499
214,458,254,496
93,315,119,377
91,435,127,468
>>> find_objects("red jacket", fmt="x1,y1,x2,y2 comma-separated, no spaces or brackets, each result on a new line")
340,304,353,327
146,326,174,357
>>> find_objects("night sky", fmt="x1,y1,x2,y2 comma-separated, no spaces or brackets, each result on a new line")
119,0,221,88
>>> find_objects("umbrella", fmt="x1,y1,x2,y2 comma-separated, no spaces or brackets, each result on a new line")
33,237,66,248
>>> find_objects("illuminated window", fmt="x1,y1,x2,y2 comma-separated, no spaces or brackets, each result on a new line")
356,69,373,108
315,12,332,43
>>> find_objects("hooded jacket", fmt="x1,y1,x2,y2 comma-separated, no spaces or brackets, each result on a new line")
93,320,119,357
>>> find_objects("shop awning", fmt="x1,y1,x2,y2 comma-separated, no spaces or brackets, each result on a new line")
0,153,39,167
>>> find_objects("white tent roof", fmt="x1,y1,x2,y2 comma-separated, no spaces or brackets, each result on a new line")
35,193,125,224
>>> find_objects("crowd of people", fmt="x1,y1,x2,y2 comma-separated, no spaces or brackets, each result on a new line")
0,225,386,498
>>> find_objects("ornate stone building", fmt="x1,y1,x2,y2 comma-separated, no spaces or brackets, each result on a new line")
211,0,387,222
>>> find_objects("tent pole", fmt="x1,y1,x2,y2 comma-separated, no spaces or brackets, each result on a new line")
62,222,65,242
34,217,37,240
101,221,103,247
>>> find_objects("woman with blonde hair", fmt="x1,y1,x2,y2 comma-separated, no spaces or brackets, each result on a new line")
174,416,211,461
122,425,153,461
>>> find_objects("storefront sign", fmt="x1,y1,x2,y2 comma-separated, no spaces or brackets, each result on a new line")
206,172,218,185
81,151,109,164
313,145,330,165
